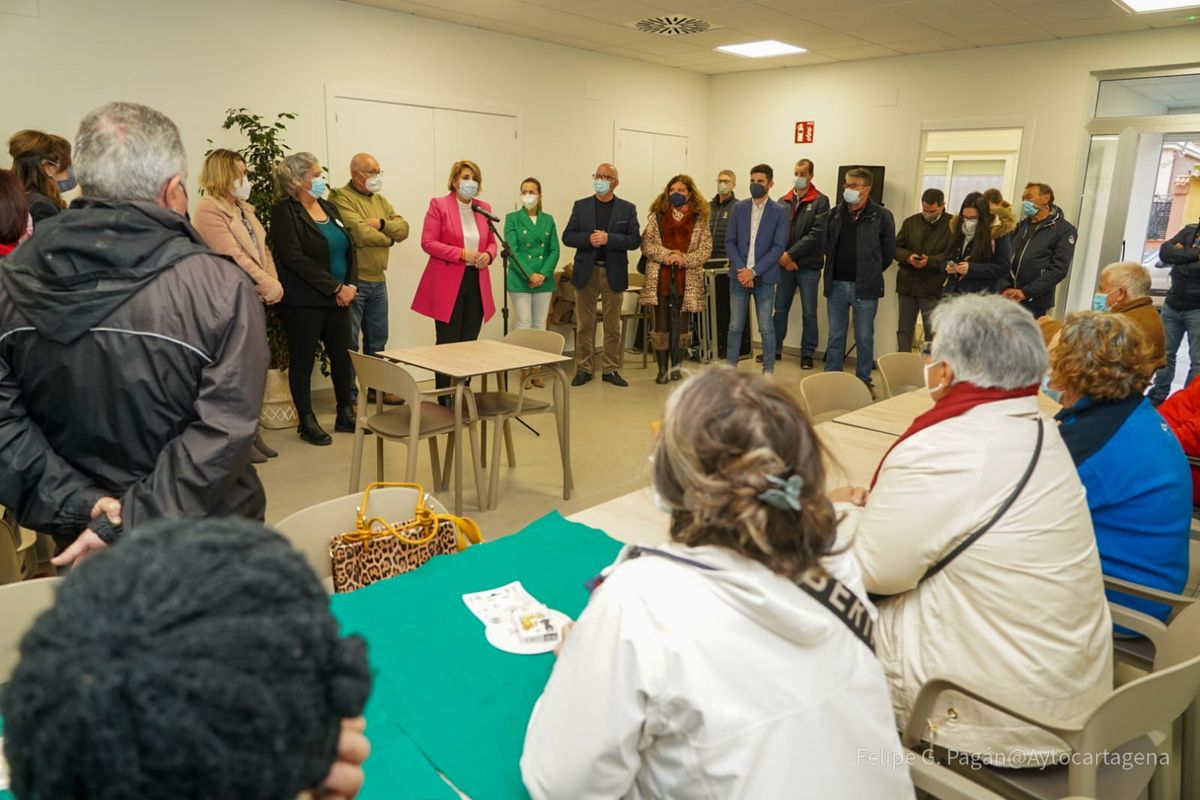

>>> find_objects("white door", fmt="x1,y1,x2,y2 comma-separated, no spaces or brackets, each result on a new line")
614,127,688,217
328,98,519,359
432,108,520,341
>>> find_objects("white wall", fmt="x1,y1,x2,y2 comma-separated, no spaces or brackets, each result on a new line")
0,0,707,293
706,27,1200,359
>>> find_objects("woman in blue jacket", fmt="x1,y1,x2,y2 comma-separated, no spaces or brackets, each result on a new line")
1047,311,1192,622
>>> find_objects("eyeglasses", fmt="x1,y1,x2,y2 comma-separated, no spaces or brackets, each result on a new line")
355,169,383,176
593,173,616,181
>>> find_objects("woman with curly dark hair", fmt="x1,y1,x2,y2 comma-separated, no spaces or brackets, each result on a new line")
639,174,712,383
1049,310,1192,622
521,367,911,800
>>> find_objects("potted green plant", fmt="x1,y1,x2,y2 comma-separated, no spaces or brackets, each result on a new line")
210,108,300,429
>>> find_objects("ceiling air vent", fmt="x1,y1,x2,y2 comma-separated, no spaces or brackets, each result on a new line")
633,16,713,36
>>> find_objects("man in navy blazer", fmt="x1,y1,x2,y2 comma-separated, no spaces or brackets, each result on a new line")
562,163,641,387
725,164,789,375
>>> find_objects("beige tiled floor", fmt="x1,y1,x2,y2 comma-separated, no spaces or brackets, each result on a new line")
257,350,862,538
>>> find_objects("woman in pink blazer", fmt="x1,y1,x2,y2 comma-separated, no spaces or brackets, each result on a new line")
412,159,497,390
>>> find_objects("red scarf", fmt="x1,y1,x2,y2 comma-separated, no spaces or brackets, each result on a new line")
0,242,16,257
868,382,1039,488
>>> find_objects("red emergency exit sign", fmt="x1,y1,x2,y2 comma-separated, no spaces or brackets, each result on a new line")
794,121,814,144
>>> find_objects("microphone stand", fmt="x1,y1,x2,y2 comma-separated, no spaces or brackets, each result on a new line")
484,214,539,438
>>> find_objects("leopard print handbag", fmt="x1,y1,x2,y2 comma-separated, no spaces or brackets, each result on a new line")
329,482,483,593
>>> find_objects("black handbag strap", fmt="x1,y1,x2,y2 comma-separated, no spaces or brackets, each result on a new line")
918,417,1044,585
614,546,876,652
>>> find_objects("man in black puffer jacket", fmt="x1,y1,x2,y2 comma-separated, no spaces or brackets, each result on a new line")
1000,182,1077,317
0,101,267,566
1150,218,1200,405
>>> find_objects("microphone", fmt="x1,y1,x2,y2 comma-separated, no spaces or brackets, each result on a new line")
472,204,501,223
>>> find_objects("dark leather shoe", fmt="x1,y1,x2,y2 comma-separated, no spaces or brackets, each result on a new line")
602,371,628,387
571,370,592,387
253,431,278,458
298,414,332,446
801,355,814,370
334,405,357,433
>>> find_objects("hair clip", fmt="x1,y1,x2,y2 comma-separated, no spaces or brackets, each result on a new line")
758,474,804,512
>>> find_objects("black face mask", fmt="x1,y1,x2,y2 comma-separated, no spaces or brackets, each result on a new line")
749,183,767,199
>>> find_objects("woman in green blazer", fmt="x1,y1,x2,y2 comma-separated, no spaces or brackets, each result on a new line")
503,177,559,334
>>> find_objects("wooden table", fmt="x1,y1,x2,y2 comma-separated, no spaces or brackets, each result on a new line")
814,421,898,487
567,422,899,543
378,340,574,515
832,388,1061,437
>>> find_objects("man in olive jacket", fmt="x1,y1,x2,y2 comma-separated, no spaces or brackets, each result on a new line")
331,152,409,403
894,188,953,352
0,102,266,566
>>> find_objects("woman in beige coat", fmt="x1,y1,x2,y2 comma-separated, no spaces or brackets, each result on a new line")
194,148,283,462
639,175,712,383
838,294,1112,766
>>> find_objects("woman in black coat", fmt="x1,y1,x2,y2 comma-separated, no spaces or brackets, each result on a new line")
269,152,358,446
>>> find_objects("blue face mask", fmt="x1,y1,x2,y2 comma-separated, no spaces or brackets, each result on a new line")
457,180,479,200
1041,375,1063,403
843,188,861,205
794,176,808,191
307,176,327,199
593,178,611,196
56,167,77,193
1092,292,1110,312
1022,199,1038,219
668,192,687,207
748,182,767,200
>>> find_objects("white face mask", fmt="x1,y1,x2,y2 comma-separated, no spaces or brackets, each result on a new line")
960,219,978,239
233,177,251,201
521,193,538,209
365,175,383,193
652,485,673,514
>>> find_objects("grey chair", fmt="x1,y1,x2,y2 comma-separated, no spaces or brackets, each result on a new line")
902,611,1200,800
798,371,874,424
347,352,484,505
877,351,927,398
0,576,61,684
472,329,569,510
1107,581,1200,800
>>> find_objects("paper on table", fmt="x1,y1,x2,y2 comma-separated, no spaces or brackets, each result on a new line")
462,581,570,655
462,581,539,626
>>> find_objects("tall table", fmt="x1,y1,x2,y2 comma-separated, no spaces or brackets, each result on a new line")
378,340,574,515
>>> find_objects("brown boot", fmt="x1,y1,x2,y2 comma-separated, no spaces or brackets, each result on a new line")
671,332,692,381
651,331,670,384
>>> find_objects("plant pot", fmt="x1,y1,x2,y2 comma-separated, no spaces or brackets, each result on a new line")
260,368,298,430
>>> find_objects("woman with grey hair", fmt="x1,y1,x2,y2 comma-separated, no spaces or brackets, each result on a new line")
268,152,358,446
838,294,1112,765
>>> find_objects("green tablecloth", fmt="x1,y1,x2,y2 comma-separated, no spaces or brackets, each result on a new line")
0,512,620,800
331,511,623,800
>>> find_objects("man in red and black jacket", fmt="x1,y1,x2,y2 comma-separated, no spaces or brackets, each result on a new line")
764,158,829,370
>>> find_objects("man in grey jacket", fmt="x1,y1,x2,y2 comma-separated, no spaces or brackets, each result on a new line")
0,101,267,566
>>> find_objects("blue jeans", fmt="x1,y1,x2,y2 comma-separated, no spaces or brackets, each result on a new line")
773,268,821,357
824,280,878,385
349,279,389,400
728,281,777,372
350,279,389,356
1150,304,1200,403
